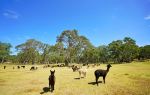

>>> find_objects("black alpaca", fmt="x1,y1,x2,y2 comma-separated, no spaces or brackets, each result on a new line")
49,70,55,92
94,64,112,86
4,66,6,69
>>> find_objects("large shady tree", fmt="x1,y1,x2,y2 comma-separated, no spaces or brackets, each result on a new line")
57,29,93,65
0,42,12,63
15,39,43,64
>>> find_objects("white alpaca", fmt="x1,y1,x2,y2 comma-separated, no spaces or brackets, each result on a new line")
78,68,87,78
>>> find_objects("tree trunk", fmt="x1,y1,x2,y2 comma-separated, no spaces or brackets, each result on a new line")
1,57,5,63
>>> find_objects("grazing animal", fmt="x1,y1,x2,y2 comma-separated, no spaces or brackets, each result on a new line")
78,68,87,78
4,66,6,69
30,66,38,70
17,66,20,69
21,66,25,69
72,66,80,72
49,70,55,92
30,66,35,70
94,64,112,86
30,66,36,70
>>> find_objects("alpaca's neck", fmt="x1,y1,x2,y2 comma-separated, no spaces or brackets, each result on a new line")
106,67,110,72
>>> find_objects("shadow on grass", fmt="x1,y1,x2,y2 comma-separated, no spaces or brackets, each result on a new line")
88,81,102,85
40,87,50,94
74,77,85,80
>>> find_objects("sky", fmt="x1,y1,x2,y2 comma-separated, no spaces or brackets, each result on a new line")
0,0,150,54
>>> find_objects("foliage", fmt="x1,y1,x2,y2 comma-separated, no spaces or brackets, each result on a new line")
139,45,150,59
1,30,150,64
0,42,12,63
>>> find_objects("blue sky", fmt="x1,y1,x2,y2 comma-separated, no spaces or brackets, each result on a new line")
0,0,150,54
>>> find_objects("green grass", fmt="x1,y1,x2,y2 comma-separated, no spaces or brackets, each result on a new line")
0,62,150,95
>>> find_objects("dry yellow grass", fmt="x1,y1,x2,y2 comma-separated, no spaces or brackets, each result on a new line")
0,62,150,95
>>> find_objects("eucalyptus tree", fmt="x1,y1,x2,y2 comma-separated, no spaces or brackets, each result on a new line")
109,37,139,63
109,40,123,63
81,47,99,63
139,45,150,60
57,29,79,64
75,36,93,63
15,39,42,64
0,42,12,63
97,45,110,63
40,44,51,64
57,29,93,65
121,37,139,62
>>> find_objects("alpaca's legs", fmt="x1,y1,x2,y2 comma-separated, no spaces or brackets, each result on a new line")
79,71,81,78
103,76,106,84
84,72,86,77
51,84,54,92
53,84,55,90
49,84,51,90
96,76,99,86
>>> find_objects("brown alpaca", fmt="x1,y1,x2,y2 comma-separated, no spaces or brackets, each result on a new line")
49,70,55,92
94,64,112,86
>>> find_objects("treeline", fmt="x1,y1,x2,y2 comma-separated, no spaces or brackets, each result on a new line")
0,30,150,65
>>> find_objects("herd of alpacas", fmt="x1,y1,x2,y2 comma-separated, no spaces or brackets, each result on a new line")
48,64,112,92
3,64,112,92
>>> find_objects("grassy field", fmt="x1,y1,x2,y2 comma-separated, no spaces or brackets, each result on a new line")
0,62,150,95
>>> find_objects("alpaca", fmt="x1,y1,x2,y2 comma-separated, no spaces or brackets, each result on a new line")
94,64,112,86
79,68,87,78
30,66,38,70
49,70,55,92
72,66,80,72
4,66,6,69
30,66,35,70
17,66,20,69
21,66,25,69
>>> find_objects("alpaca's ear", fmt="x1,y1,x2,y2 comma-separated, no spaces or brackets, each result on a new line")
50,70,51,72
54,70,55,73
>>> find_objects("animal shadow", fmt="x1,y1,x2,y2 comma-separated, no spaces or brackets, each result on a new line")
40,87,50,94
74,77,80,79
88,81,102,85
74,77,84,80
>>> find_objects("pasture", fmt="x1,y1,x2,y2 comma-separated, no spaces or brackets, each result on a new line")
0,62,150,95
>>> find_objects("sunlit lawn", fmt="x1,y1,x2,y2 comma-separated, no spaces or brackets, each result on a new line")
0,62,150,95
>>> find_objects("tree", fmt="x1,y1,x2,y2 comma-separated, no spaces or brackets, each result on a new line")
108,37,139,63
81,47,99,63
121,37,139,62
97,45,109,63
57,29,93,65
109,40,123,63
57,29,79,65
139,45,150,60
15,39,42,64
40,44,51,64
0,42,12,63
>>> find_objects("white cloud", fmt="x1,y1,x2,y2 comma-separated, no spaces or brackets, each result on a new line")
3,10,20,19
144,15,150,20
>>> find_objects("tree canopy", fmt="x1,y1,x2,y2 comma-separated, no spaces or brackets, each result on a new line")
0,30,150,64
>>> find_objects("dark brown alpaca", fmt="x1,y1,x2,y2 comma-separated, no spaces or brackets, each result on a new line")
94,64,112,86
49,70,55,92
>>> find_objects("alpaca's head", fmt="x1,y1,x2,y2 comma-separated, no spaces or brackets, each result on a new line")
50,70,55,76
107,64,112,68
